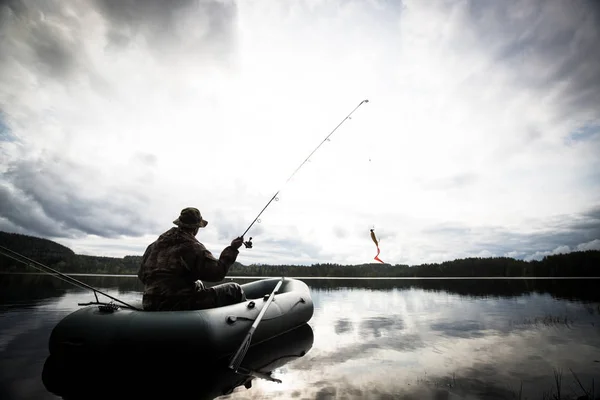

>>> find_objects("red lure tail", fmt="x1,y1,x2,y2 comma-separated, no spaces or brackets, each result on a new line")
374,246,384,263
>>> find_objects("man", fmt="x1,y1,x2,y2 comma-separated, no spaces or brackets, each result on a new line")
138,207,246,311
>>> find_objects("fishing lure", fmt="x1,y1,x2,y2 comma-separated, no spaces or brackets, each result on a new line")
370,229,384,263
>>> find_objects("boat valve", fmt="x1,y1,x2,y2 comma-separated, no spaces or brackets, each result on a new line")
226,315,237,324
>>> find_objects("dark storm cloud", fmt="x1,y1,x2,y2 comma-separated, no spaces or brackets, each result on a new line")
0,185,69,238
0,0,238,82
423,205,600,259
0,0,85,78
0,156,160,239
463,0,600,120
94,0,238,54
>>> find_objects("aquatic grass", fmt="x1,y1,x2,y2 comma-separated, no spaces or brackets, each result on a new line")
512,381,523,400
509,315,574,329
414,368,599,400
570,368,596,400
584,304,600,317
413,370,460,390
538,368,599,400
554,368,563,399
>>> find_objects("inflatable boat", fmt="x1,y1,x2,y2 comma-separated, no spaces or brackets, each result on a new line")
47,277,314,361
43,322,315,399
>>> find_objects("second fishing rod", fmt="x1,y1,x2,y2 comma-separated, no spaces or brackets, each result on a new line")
240,99,370,248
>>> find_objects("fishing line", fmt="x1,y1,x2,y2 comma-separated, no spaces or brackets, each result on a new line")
240,99,370,247
0,244,141,310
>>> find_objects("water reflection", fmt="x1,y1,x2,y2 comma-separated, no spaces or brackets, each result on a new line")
293,280,600,400
302,277,600,303
0,274,67,306
1,274,600,399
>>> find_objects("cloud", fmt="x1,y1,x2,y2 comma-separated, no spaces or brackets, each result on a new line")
430,320,486,339
0,0,83,79
576,239,600,251
0,0,240,240
334,318,352,335
332,225,348,239
463,0,600,118
94,0,238,60
359,316,404,338
421,205,600,262
0,0,598,264
1,155,159,239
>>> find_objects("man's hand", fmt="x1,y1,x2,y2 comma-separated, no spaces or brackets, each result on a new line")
231,236,244,250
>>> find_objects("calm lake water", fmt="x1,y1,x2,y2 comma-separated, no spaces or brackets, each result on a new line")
1,274,600,400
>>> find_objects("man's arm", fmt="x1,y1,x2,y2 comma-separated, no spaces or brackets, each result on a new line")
137,244,153,283
190,237,244,282
191,244,239,282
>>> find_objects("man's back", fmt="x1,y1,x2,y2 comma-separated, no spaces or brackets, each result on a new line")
138,227,200,298
137,219,244,311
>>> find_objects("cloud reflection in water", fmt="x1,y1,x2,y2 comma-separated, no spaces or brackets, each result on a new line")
227,279,600,400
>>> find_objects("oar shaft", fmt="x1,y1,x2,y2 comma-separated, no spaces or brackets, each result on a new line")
251,279,283,329
229,278,284,370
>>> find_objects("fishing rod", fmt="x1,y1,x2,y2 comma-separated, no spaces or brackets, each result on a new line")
0,244,141,310
240,99,370,247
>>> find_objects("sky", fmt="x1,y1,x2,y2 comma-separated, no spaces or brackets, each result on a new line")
0,0,599,266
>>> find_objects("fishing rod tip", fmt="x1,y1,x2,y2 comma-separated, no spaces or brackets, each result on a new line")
363,99,369,103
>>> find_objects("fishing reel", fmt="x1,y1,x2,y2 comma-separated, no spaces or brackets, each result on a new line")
243,237,253,249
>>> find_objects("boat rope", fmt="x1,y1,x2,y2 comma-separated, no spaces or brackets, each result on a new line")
240,99,370,248
0,245,141,311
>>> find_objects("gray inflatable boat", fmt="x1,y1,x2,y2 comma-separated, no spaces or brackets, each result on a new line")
48,277,314,360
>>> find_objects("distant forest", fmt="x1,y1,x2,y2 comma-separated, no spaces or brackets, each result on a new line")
0,231,598,277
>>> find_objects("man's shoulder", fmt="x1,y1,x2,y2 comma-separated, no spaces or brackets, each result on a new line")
155,228,206,250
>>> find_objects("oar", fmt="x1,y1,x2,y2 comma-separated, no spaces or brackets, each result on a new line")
229,277,285,373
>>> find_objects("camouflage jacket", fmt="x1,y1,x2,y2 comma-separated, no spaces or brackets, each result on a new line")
137,227,239,297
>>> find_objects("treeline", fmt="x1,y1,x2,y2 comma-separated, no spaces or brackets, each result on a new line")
228,251,600,277
1,231,599,277
0,230,75,265
0,231,242,275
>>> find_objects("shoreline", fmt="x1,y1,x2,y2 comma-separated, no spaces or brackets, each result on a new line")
2,272,600,279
